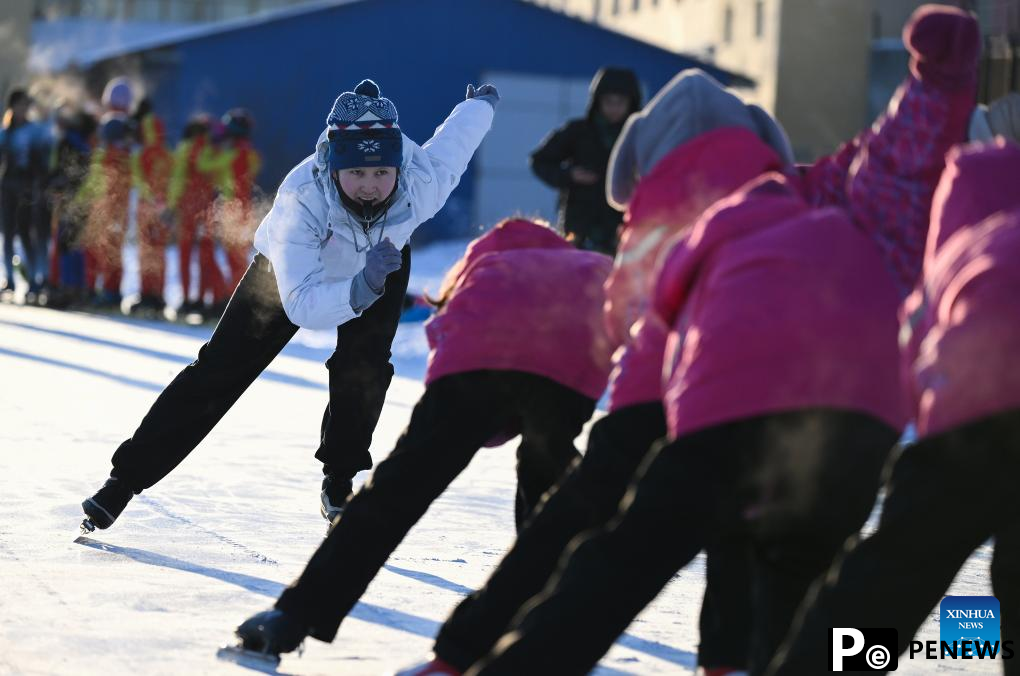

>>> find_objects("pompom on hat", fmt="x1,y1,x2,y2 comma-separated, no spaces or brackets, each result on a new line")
326,79,402,171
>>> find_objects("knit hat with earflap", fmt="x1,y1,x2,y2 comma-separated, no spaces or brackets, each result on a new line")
326,79,402,171
606,69,795,211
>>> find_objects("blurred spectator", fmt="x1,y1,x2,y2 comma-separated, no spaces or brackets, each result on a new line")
198,107,261,306
1,88,47,300
44,105,97,308
530,67,642,255
130,98,172,314
75,112,132,307
167,113,226,315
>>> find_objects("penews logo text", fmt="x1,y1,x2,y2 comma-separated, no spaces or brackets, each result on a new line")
830,596,1015,670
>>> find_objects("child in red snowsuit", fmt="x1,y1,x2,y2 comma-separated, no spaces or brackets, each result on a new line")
167,114,226,314
131,105,173,312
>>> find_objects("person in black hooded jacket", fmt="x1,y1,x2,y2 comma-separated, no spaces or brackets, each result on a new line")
530,67,641,255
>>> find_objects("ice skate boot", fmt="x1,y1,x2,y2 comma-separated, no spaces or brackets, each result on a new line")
320,474,353,522
217,609,306,666
80,477,134,533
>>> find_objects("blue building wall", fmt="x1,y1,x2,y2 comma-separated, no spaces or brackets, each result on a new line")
104,0,741,239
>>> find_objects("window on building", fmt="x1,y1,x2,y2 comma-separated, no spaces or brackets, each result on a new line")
871,10,881,39
723,4,734,43
593,0,601,18
754,0,764,37
612,0,620,15
632,0,640,10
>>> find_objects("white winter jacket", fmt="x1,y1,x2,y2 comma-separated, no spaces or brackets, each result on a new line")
253,98,494,330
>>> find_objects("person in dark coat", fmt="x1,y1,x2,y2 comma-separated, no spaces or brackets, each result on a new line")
530,67,641,255
45,106,97,308
1,88,47,298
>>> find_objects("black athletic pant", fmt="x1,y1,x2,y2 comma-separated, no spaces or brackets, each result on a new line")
434,403,665,670
110,246,411,491
273,370,596,642
473,409,899,676
434,402,752,672
767,408,1020,676
2,178,37,288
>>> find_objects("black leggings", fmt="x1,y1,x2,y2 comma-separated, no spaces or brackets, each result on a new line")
274,370,596,642
110,247,411,490
434,403,666,671
768,409,1020,676
473,409,898,676
434,402,755,672
2,179,37,288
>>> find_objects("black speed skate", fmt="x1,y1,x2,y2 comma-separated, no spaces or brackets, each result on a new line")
80,477,134,533
217,609,307,666
319,474,353,522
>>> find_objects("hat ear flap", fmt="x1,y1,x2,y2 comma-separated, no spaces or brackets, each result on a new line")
607,113,642,211
747,104,795,166
318,138,332,170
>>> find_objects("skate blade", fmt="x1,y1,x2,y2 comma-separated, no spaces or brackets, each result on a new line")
216,644,281,672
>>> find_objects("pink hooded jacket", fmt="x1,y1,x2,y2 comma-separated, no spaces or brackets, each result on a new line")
605,128,784,411
655,174,907,439
603,4,978,414
424,219,615,401
905,141,1020,437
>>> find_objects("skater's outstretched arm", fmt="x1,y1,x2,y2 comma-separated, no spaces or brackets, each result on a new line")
410,88,496,221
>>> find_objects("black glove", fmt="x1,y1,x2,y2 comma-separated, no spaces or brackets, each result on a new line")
466,83,500,109
364,238,402,292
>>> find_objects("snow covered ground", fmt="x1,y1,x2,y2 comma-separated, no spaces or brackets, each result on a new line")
0,241,1004,675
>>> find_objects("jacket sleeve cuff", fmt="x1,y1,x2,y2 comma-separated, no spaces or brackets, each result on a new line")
351,269,385,314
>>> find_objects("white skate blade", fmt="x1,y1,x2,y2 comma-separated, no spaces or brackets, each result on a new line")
216,644,281,672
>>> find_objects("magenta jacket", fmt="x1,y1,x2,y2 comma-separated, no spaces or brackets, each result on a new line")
654,174,907,439
424,219,615,401
800,4,978,295
905,141,1020,437
605,128,783,411
605,6,977,414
